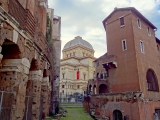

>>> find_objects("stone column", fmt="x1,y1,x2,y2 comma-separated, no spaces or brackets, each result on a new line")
0,58,30,120
29,70,43,120
0,46,3,63
41,76,51,118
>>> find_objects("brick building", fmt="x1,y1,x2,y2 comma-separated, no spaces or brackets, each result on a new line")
0,0,61,120
84,7,160,120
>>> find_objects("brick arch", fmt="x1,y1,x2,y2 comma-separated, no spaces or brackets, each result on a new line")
22,46,34,63
113,110,123,120
99,84,108,94
30,58,40,70
1,39,22,59
43,69,49,77
88,84,92,94
146,68,159,92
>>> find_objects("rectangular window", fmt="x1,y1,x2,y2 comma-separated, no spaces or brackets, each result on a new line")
155,109,160,119
120,17,124,26
147,27,151,36
122,39,127,51
140,41,144,53
137,19,141,29
84,74,86,80
62,73,65,79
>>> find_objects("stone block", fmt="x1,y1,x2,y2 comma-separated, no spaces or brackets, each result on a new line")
13,30,18,44
15,109,24,119
0,46,2,52
29,70,43,81
0,59,30,74
42,77,49,86
22,58,30,69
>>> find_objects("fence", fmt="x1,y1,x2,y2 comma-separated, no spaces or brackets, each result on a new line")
23,96,33,120
39,97,43,120
0,91,14,120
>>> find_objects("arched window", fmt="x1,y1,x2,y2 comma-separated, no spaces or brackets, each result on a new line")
113,110,122,120
99,84,108,94
146,69,159,92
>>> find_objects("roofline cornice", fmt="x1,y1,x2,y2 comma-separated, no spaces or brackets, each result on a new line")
61,56,96,61
60,62,91,68
62,44,95,52
102,7,157,31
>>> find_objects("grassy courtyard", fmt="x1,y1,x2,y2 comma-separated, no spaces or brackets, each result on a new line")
60,103,93,120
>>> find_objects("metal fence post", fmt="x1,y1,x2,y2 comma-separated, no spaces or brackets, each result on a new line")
0,91,4,115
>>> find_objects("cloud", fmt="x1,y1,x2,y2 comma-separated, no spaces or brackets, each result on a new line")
101,0,158,15
156,0,160,4
48,0,160,58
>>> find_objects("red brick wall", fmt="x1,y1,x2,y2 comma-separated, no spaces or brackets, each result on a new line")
132,13,160,100
26,0,35,15
0,0,8,11
38,5,47,36
18,0,26,9
105,10,140,92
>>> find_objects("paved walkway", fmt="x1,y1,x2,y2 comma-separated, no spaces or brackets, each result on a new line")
60,103,93,120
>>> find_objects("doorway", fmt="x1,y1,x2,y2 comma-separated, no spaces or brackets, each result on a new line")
113,110,123,120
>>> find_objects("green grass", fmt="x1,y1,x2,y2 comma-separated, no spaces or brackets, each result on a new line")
60,103,93,120
60,103,83,107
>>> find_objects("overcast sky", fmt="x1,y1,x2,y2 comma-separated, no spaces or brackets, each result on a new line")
48,0,160,58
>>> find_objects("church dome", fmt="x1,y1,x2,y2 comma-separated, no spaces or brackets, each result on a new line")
63,36,94,51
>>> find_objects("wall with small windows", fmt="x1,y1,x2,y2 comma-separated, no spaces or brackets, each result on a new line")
105,8,160,98
105,10,139,92
84,7,160,120
131,12,160,100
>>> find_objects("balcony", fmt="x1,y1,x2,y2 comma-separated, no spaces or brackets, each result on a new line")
98,78,107,81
